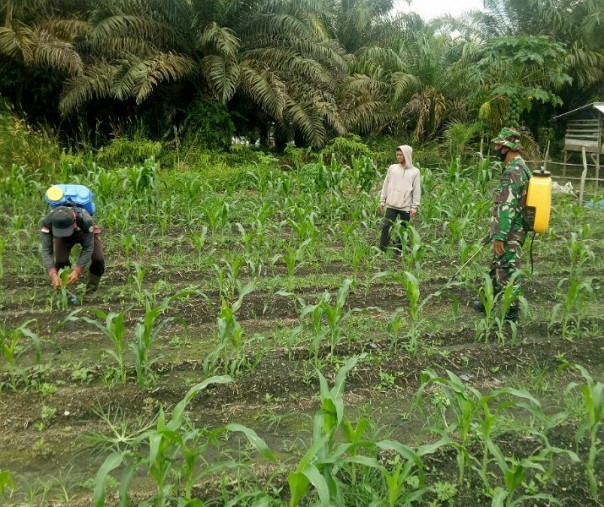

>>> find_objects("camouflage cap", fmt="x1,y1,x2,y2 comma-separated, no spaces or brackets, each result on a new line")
492,127,523,151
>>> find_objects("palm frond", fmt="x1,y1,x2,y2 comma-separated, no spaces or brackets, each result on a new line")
0,25,28,62
239,63,285,118
201,54,240,102
60,62,119,114
30,27,83,74
131,52,197,103
197,22,240,58
38,18,90,41
283,98,326,147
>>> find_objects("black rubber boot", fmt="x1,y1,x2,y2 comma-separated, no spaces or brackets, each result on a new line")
86,273,101,294
505,305,520,322
471,301,486,315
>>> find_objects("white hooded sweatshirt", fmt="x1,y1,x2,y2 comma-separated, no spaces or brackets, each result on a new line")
379,145,421,212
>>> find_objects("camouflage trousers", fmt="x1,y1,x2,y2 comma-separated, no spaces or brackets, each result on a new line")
489,238,525,299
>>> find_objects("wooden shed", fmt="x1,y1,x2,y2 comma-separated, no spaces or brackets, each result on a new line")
553,102,604,181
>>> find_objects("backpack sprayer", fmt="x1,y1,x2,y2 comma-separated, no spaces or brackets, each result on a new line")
45,184,96,215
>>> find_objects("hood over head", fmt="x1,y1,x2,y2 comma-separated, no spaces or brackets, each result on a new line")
397,145,413,168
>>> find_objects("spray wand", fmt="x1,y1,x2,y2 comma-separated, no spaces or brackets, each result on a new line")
439,235,492,289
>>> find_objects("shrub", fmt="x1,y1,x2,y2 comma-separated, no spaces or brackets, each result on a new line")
182,99,235,152
0,107,61,173
321,135,371,166
96,133,162,166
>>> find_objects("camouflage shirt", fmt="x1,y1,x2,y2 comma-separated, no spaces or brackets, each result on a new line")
491,156,531,241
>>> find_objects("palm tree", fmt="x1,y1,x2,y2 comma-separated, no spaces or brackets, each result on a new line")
59,0,350,147
0,0,87,111
339,18,478,142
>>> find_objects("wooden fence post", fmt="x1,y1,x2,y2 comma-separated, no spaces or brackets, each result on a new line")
579,147,588,206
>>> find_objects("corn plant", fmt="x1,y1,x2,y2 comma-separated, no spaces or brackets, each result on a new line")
202,198,230,239
288,207,320,243
120,233,143,259
189,225,208,261
67,310,128,384
0,469,14,498
288,355,447,506
203,284,255,376
492,277,528,344
473,273,499,342
281,238,311,287
415,368,548,488
130,295,182,387
486,442,578,506
128,262,170,307
293,285,351,362
566,229,595,277
322,278,353,355
48,268,78,310
565,363,604,501
126,159,158,194
93,376,274,507
0,320,42,390
371,271,437,354
550,277,595,339
287,356,376,506
212,254,246,300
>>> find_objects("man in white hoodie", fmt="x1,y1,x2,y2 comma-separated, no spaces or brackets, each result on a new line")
379,145,421,254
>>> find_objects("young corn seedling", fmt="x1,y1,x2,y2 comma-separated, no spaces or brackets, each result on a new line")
473,273,498,342
565,363,604,501
287,356,370,507
0,320,42,390
189,225,208,263
371,271,436,354
550,277,595,339
212,254,246,300
288,207,320,243
202,198,230,240
130,295,182,387
322,278,353,355
203,284,255,376
282,238,311,287
493,276,528,344
49,268,79,310
93,376,273,507
486,441,578,507
67,310,128,384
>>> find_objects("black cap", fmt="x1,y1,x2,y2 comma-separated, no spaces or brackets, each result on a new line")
51,206,75,237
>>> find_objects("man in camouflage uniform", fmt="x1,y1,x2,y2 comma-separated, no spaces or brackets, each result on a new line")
473,127,531,322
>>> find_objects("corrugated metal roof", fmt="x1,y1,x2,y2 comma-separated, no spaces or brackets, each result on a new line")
553,102,604,120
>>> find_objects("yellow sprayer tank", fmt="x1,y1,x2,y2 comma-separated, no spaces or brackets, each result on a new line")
525,168,552,233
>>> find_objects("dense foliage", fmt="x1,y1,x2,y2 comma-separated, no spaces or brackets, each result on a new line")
0,0,602,153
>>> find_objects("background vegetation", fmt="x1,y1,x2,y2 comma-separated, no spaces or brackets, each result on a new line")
1,0,602,160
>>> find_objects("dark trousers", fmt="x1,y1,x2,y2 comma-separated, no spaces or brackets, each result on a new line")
54,234,105,276
380,208,410,253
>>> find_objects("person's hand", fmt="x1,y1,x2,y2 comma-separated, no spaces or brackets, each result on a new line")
67,269,81,287
379,203,385,214
493,240,505,256
410,209,417,219
50,273,62,290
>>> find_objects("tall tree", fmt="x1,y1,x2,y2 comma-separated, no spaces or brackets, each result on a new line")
0,0,87,114
59,0,350,147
